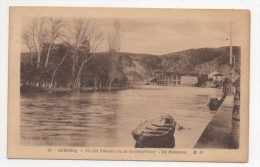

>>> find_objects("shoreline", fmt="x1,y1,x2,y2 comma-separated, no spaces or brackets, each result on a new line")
20,84,220,94
46,87,129,92
20,85,129,94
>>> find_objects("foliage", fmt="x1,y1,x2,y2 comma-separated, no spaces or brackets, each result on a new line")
140,55,162,71
161,46,241,75
21,17,128,91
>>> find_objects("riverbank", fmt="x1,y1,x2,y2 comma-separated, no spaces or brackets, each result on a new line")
21,83,221,94
20,85,128,94
229,111,240,149
194,93,240,149
46,87,128,93
194,95,234,148
229,92,240,149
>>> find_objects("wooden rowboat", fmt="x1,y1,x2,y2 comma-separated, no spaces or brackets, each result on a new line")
132,115,176,148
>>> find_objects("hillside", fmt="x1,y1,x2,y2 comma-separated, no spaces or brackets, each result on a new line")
161,46,241,76
120,46,241,81
119,52,160,82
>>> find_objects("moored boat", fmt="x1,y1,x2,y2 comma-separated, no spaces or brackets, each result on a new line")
208,97,224,111
132,115,176,148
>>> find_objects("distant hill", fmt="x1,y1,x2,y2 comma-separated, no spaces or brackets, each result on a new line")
161,46,241,76
119,52,160,82
120,46,241,81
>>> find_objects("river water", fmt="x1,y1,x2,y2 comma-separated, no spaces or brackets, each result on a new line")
20,86,222,148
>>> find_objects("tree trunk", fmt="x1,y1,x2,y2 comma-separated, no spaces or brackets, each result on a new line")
72,60,76,82
74,64,85,89
37,51,41,69
50,54,67,88
71,51,77,86
99,82,101,91
44,42,53,67
73,56,92,88
94,74,98,89
50,67,59,88
74,65,83,88
94,74,100,90
35,68,41,87
29,48,33,64
108,79,114,92
74,77,80,88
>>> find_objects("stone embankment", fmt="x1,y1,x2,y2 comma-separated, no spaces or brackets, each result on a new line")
194,95,237,148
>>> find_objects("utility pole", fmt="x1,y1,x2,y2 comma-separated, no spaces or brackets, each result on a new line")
230,21,233,66
230,21,236,94
233,55,236,70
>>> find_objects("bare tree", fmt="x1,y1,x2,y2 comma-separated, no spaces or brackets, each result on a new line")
21,17,48,87
107,19,121,91
21,17,104,88
108,19,121,52
68,18,103,88
22,30,34,64
50,49,69,88
44,18,66,67
28,17,47,69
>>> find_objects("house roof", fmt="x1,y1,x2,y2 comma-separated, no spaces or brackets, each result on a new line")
149,78,157,82
213,74,225,76
209,71,218,75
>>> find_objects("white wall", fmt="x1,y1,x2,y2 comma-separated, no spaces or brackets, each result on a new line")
181,76,198,85
208,71,218,79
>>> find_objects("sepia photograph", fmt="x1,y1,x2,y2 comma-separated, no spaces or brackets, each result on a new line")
8,7,250,162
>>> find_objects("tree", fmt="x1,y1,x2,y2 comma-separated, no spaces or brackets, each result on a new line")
22,30,34,64
22,17,67,86
49,43,70,88
20,52,37,85
85,54,109,89
44,18,66,67
21,17,104,88
68,18,103,88
28,17,47,69
107,19,121,91
21,17,48,86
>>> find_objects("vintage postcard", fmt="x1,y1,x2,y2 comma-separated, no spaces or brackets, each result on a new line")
8,7,250,162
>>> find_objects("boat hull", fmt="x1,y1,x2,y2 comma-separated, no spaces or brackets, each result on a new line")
132,115,176,148
137,129,175,148
135,136,175,148
208,97,224,111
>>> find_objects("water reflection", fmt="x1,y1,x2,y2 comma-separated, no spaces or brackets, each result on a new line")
135,136,175,148
20,86,222,148
21,92,120,147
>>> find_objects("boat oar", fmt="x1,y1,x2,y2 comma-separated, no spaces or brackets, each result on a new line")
176,122,190,131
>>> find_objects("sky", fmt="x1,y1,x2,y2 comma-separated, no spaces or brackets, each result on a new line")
22,17,242,55
103,18,241,55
